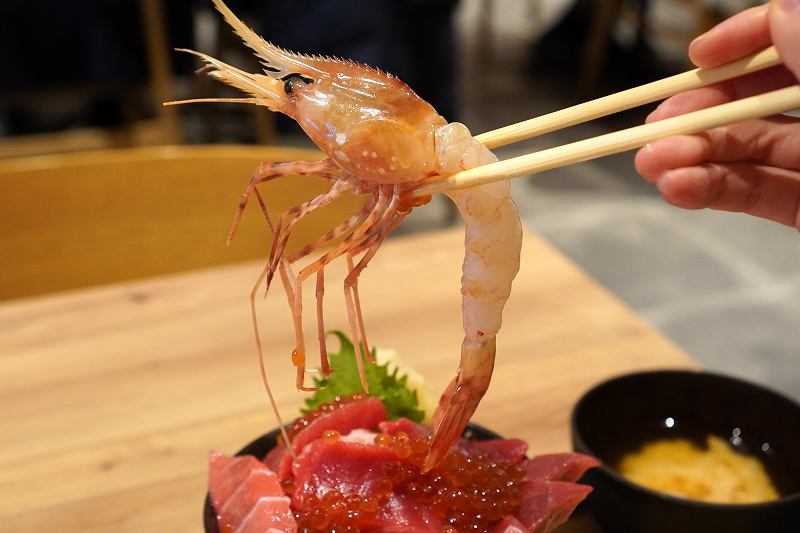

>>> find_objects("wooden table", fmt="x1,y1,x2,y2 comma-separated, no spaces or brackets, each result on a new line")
0,228,695,532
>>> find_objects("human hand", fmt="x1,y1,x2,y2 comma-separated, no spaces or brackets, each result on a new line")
635,1,800,228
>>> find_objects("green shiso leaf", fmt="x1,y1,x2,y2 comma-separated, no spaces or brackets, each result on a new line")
302,331,425,422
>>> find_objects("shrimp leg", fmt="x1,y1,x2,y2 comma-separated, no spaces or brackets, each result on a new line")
273,184,385,390
285,193,378,264
247,177,354,390
314,268,328,375
250,178,368,382
246,193,318,404
287,195,378,376
294,187,393,390
228,158,339,244
266,177,354,289
344,253,370,366
342,188,404,365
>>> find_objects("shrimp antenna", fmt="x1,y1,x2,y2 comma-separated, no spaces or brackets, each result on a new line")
163,98,263,107
251,190,297,458
249,254,297,460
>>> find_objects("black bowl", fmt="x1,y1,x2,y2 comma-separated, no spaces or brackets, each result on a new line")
203,423,502,532
571,369,800,533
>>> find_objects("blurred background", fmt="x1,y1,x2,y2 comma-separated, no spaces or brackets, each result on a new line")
2,0,798,400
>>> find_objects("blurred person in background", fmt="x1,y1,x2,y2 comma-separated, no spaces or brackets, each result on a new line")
635,1,800,230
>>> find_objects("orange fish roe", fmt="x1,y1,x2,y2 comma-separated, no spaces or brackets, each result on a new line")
292,431,525,533
322,430,341,444
278,394,368,446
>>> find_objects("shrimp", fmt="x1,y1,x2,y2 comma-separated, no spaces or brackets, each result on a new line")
425,123,522,469
166,0,522,468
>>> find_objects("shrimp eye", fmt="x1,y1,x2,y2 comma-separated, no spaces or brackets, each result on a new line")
282,73,313,95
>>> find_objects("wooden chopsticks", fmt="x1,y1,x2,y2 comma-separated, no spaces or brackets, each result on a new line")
413,46,798,197
475,46,781,150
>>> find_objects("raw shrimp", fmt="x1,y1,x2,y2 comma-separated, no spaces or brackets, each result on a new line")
426,123,522,469
167,0,522,468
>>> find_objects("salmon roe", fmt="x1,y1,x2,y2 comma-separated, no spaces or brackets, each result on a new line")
292,431,525,533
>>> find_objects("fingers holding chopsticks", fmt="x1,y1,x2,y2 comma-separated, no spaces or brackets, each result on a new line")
646,66,797,123
423,5,799,199
769,0,800,79
635,118,800,228
688,5,773,69
655,2,800,126
651,163,800,228
637,117,800,176
649,0,799,123
689,1,798,79
635,1,800,228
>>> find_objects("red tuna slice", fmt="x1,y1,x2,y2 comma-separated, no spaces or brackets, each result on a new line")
378,417,430,439
516,479,593,533
524,453,600,483
208,452,265,510
208,452,296,533
274,396,387,479
292,439,441,531
263,444,284,473
490,515,530,533
379,420,527,464
218,471,296,533
367,495,442,533
291,439,395,508
460,438,528,464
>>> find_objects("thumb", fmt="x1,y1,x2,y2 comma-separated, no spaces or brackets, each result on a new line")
770,0,800,80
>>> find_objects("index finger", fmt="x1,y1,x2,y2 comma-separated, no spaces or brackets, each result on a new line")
689,5,771,68
646,65,797,122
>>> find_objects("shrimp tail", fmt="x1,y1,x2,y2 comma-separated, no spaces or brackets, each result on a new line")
424,338,496,471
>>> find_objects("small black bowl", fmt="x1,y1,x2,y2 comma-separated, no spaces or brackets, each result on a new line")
203,423,502,532
571,369,800,533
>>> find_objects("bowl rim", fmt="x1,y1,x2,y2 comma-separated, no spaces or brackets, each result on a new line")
571,368,800,511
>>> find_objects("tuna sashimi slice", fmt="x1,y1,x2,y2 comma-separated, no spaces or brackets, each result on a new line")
367,496,443,533
460,438,528,464
516,479,593,533
291,439,396,505
208,452,296,533
231,493,297,533
290,396,386,453
291,439,441,531
524,453,600,483
208,452,264,510
263,444,284,473
377,417,430,439
218,470,287,528
272,396,387,479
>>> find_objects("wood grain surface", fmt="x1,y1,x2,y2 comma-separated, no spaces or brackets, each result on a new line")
0,228,695,532
0,145,364,300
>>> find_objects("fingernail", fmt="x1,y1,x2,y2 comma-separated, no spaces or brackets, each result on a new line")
690,34,705,47
777,0,800,12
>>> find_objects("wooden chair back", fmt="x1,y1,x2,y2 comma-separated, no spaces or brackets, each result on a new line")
0,145,362,300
